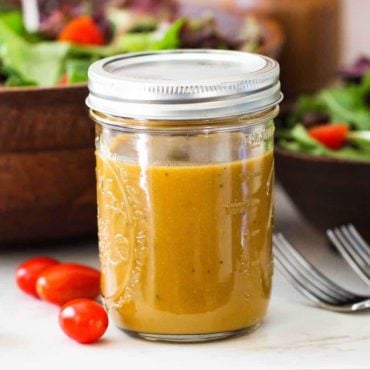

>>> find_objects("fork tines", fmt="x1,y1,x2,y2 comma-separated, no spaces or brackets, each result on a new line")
327,224,370,286
273,233,364,311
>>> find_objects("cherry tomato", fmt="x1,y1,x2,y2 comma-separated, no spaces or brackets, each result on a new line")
58,16,105,45
59,299,108,344
308,123,348,150
36,263,101,306
16,257,60,297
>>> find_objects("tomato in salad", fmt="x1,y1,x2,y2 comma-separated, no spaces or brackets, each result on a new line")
58,16,105,45
308,123,349,150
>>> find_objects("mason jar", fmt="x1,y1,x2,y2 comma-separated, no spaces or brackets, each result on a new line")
87,50,282,342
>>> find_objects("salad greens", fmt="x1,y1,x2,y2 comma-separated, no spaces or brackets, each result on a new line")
0,10,185,86
65,59,91,84
278,68,370,162
117,18,184,52
319,74,370,131
0,17,70,86
0,1,264,88
279,125,370,161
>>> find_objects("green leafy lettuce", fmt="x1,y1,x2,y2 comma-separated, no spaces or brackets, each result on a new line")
0,16,70,86
65,59,92,84
279,125,370,161
319,74,370,130
0,12,185,86
288,74,370,131
278,72,370,161
115,18,185,52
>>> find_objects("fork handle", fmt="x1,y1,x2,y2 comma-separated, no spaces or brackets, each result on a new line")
352,299,370,311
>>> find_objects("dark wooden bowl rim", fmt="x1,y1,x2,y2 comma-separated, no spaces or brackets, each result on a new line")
0,83,86,94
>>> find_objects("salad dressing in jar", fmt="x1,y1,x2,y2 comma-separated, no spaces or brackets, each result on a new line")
87,50,282,342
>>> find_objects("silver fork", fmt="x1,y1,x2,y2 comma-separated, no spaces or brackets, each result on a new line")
327,224,370,287
273,233,370,312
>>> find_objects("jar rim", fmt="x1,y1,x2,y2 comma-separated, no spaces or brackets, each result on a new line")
90,106,279,133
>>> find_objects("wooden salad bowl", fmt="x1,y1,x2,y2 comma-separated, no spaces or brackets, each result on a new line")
0,85,96,244
0,11,283,244
276,148,370,240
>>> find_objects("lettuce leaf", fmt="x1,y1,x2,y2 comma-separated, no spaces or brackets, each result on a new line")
0,66,36,86
1,11,25,36
0,18,70,86
347,131,370,151
285,72,370,131
65,58,92,84
319,85,370,130
0,11,42,42
117,18,185,52
287,94,327,127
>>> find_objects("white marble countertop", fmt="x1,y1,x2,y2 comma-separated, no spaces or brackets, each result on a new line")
1,187,369,370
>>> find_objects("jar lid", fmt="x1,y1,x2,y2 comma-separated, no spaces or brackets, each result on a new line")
87,49,282,120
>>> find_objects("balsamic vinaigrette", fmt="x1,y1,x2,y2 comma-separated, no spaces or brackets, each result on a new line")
87,50,282,341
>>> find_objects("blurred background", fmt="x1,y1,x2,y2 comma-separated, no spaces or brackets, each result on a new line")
2,0,369,94
341,0,369,64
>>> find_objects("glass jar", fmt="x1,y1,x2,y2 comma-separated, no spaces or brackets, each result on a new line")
87,50,282,342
